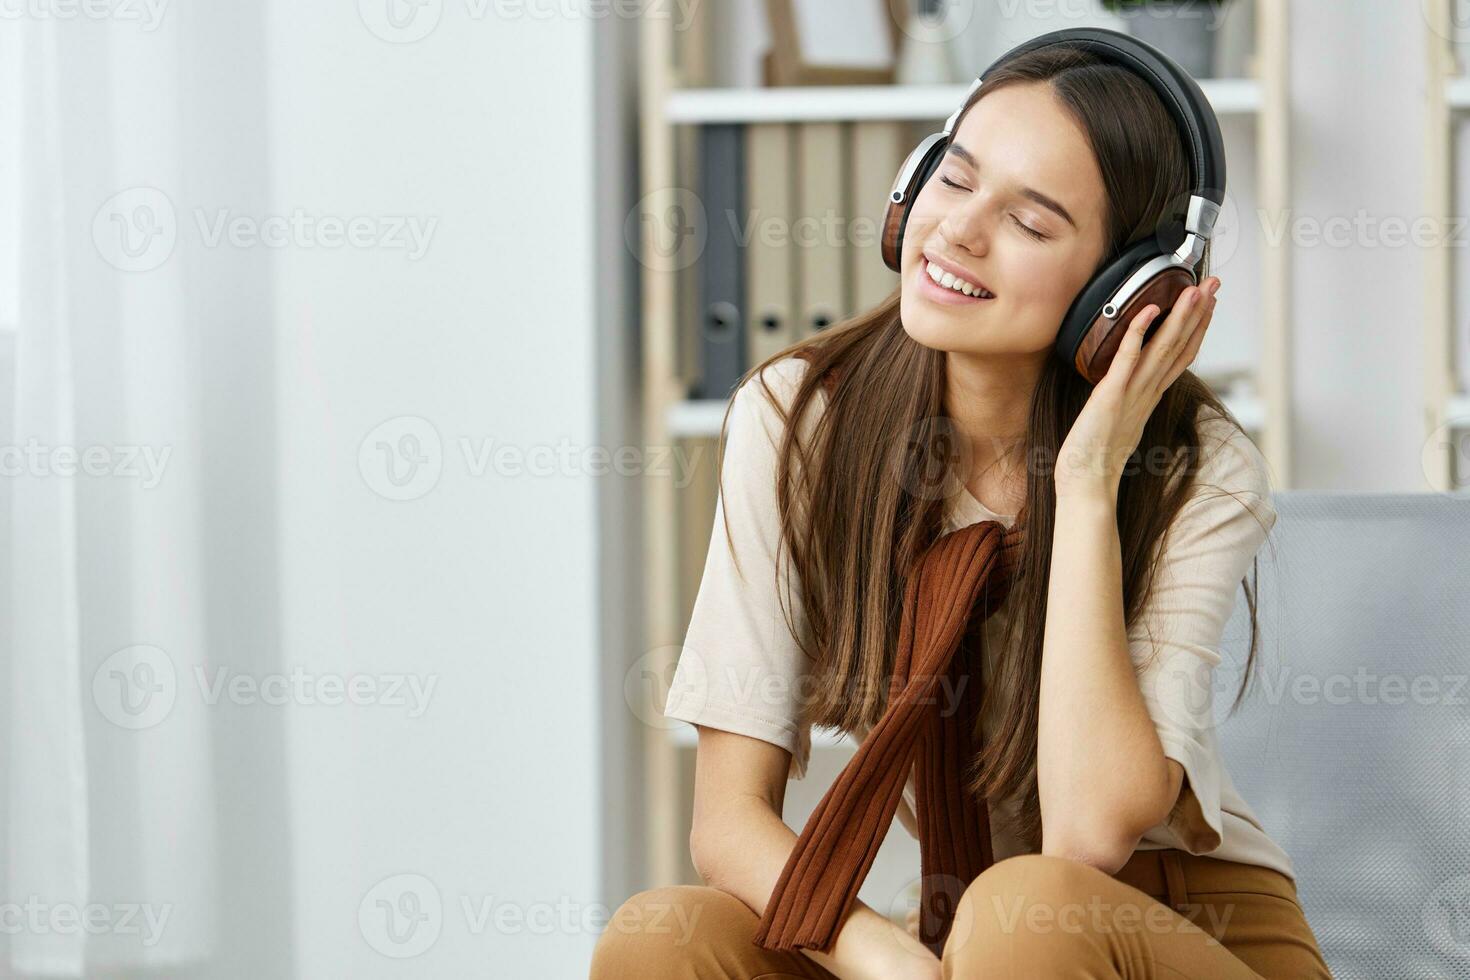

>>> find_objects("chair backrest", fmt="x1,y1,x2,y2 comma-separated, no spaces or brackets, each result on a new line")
1216,491,1470,979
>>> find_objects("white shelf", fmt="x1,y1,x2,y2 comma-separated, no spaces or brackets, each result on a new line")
1225,389,1266,434
667,397,732,438
669,389,1265,438
667,78,1262,125
1446,76,1470,109
670,722,855,750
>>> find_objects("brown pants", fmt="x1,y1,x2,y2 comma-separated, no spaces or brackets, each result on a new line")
590,849,1333,978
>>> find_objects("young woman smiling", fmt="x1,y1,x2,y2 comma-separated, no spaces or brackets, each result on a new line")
593,42,1331,980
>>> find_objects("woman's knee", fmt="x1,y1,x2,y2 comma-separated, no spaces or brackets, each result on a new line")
943,854,1118,968
590,885,748,979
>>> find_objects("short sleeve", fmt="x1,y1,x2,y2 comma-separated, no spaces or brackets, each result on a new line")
663,359,817,780
1128,417,1278,855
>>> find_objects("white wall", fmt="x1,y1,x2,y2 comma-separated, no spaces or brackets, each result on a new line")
1288,1,1434,491
266,5,633,976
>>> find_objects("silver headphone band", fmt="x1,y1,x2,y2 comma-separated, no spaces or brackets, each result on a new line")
888,132,949,207
943,77,983,135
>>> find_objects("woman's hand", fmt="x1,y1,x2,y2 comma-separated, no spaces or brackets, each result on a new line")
893,906,942,979
868,912,943,980
1054,276,1220,501
814,900,941,980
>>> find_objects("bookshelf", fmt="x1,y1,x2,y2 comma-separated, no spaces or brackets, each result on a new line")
667,77,1264,124
1425,0,1468,491
638,2,1293,887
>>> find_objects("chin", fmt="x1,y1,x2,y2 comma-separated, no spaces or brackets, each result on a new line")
899,308,970,353
899,290,999,352
900,299,1055,364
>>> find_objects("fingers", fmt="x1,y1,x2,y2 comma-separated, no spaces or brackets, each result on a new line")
1104,300,1161,386
1165,298,1213,382
1138,277,1218,390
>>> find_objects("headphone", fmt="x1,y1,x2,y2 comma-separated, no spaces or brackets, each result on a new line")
880,27,1226,385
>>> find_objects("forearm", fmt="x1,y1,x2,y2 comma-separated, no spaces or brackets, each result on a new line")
694,798,936,979
1037,490,1171,863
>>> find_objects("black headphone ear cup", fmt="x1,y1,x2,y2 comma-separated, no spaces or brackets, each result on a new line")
881,137,949,273
1056,238,1196,384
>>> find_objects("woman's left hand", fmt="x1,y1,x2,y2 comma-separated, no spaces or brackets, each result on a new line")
1054,276,1219,500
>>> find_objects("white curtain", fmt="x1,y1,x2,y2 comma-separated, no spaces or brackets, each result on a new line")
2,9,289,978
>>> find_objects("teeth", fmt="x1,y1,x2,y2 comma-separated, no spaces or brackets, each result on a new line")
926,260,991,298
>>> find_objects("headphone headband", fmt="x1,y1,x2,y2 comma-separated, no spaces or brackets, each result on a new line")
987,29,1226,205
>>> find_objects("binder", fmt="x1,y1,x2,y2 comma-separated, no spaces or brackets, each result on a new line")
677,435,719,628
675,126,703,386
795,122,847,340
746,123,799,365
694,123,748,400
848,121,908,311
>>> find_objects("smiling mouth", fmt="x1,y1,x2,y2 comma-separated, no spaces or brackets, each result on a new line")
921,259,996,300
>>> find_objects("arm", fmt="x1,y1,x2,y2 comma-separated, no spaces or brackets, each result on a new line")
688,726,940,980
1036,489,1185,873
1039,278,1221,870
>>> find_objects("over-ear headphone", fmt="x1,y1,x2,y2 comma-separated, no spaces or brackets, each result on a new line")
880,27,1226,385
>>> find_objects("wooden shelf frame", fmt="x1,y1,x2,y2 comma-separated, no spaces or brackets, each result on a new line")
666,77,1263,124
1426,0,1469,492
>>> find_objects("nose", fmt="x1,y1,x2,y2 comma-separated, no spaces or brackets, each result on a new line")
937,196,993,259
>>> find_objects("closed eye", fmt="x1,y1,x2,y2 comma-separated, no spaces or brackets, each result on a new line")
937,175,1049,241
1011,215,1048,241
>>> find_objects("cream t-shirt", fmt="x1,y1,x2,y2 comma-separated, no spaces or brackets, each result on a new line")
664,354,1295,882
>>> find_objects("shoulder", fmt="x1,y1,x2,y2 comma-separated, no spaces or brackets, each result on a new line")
1194,407,1273,490
728,355,825,451
1188,406,1276,517
733,355,815,414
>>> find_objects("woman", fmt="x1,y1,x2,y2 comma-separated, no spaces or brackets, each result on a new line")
593,44,1332,979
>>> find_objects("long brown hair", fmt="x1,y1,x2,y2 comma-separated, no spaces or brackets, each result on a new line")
712,45,1270,850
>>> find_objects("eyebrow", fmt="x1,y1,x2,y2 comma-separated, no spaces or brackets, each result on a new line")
944,142,1078,231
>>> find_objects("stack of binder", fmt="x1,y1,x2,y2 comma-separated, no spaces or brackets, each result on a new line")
690,120,912,401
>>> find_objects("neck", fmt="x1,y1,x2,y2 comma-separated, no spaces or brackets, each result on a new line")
942,349,1044,491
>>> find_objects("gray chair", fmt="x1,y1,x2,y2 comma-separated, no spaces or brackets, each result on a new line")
1217,491,1470,980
